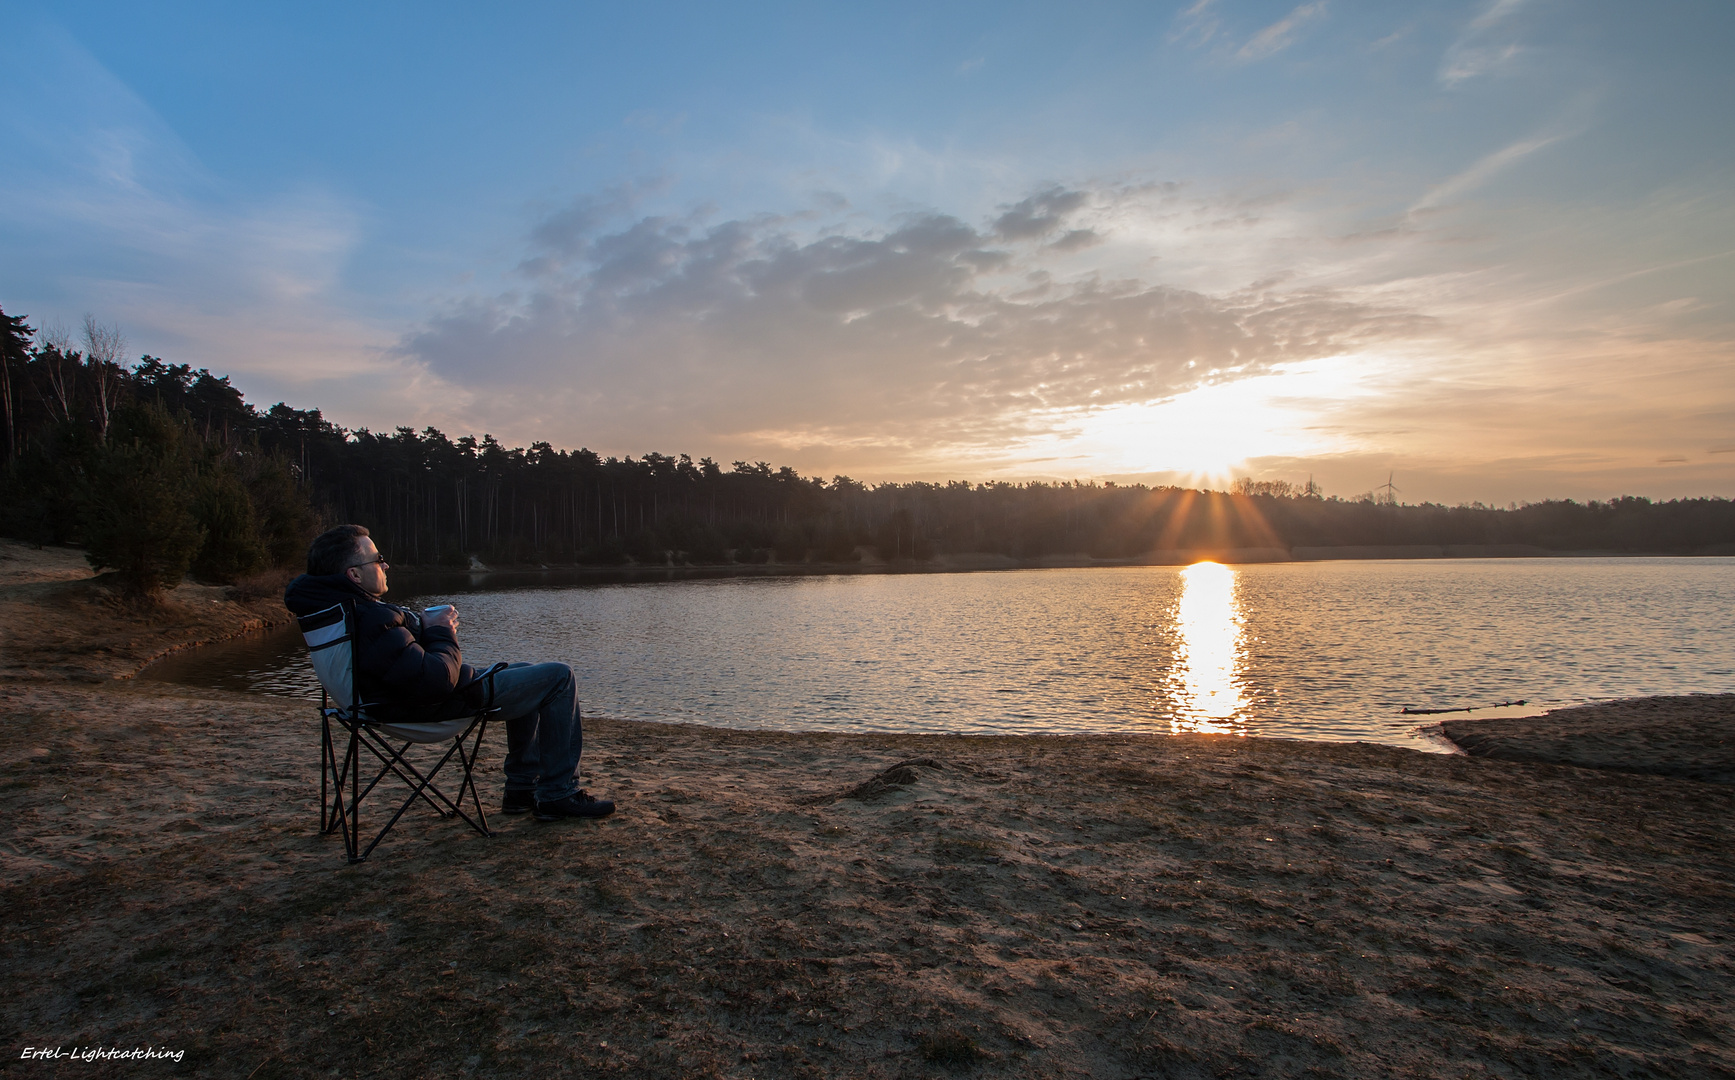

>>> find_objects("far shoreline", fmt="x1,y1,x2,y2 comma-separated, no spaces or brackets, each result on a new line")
383,543,1733,582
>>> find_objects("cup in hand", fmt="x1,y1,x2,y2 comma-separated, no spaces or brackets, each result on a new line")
422,603,459,632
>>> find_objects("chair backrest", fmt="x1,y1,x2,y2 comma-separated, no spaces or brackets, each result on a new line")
297,603,356,711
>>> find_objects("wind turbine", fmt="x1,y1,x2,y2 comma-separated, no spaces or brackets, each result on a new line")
1376,472,1400,505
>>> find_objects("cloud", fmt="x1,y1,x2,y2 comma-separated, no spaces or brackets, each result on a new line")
1048,228,1103,253
1469,0,1526,34
0,22,395,403
401,187,1425,462
1439,0,1526,85
526,179,670,263
1237,2,1329,62
1169,0,1221,48
1171,0,1327,62
1409,133,1561,213
991,186,1090,241
1370,26,1411,50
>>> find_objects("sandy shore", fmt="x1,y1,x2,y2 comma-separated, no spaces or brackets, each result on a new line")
0,540,294,683
1,543,1731,1078
1441,697,1735,785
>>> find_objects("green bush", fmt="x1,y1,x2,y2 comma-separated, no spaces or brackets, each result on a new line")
0,421,89,546
78,402,205,595
191,456,266,583
239,450,318,568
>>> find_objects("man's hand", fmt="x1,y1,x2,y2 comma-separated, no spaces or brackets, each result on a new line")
424,606,460,634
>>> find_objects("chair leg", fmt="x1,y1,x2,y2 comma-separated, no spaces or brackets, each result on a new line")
455,716,493,838
320,714,330,833
345,724,362,863
349,716,496,862
320,714,360,846
324,720,342,832
353,731,462,819
425,716,494,841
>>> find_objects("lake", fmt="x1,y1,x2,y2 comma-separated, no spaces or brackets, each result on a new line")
143,558,1735,751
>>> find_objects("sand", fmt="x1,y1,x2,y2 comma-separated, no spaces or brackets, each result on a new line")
0,540,294,684
1,541,1731,1078
1441,697,1735,785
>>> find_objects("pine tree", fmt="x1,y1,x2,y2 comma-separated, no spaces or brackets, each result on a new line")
79,401,205,595
191,454,266,582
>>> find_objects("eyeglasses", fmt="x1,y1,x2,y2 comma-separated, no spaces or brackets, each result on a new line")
347,553,388,570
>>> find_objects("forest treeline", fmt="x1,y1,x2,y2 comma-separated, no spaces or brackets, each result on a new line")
3,303,1731,592
0,308,315,593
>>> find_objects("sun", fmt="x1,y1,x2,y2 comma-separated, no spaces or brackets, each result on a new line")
1000,360,1365,483
980,359,1370,485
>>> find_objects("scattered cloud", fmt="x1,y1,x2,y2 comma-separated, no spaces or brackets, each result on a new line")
1238,2,1329,62
1169,0,1221,48
1370,25,1411,50
1470,0,1526,34
402,186,1424,460
1048,228,1103,253
1409,133,1561,213
1440,0,1526,86
0,22,392,401
991,187,1090,241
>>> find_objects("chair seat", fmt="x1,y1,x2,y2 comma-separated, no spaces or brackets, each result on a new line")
370,717,479,743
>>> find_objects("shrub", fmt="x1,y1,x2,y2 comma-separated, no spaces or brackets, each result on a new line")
191,457,266,583
78,402,204,595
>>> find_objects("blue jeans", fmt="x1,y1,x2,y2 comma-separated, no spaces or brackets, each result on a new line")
485,662,584,803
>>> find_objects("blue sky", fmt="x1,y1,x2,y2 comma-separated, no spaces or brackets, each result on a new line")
3,0,1731,503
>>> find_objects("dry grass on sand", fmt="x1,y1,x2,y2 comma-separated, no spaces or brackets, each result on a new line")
0,539,292,683
0,542,1731,1078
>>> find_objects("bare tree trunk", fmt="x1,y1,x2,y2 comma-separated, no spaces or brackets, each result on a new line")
0,353,14,461
37,323,75,424
81,315,127,440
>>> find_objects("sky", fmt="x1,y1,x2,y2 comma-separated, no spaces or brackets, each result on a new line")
2,0,1732,505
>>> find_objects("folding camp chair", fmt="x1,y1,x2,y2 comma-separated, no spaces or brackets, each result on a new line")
297,603,505,863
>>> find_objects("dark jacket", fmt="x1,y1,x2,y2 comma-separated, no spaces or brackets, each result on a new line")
283,573,479,722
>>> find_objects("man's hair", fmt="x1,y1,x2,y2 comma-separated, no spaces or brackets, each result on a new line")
306,524,371,576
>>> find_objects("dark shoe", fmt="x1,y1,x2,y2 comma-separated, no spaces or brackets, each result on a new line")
534,790,616,820
501,789,536,815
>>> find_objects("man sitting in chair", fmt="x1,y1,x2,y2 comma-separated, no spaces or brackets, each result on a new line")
284,524,615,820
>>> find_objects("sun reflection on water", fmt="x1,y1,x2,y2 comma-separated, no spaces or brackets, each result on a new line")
1170,561,1249,734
